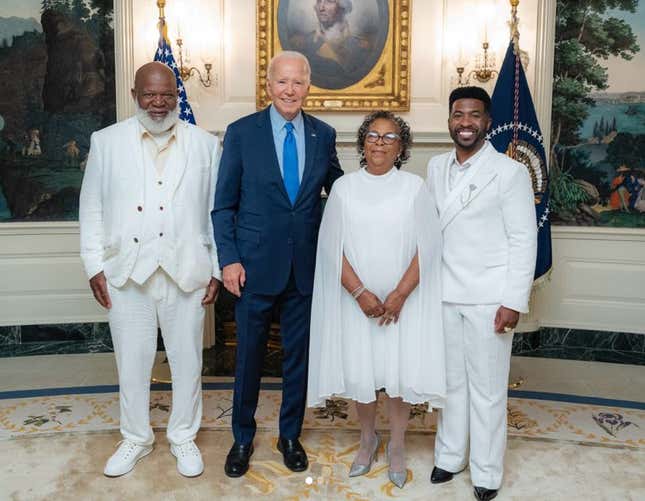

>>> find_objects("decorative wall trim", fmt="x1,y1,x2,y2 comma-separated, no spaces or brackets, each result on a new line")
114,0,135,121
551,226,645,242
533,0,557,152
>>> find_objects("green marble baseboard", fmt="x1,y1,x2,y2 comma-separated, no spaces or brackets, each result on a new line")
1,325,643,371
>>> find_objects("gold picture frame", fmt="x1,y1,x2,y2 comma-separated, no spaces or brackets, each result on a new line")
257,0,411,112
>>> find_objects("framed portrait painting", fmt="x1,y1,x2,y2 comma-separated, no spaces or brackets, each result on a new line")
257,0,411,111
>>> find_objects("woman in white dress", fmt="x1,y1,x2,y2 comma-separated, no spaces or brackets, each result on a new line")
308,111,445,488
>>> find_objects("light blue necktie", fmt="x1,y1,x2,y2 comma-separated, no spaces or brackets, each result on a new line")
283,122,299,205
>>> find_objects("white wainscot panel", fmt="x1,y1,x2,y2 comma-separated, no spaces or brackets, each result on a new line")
535,227,645,334
0,224,105,326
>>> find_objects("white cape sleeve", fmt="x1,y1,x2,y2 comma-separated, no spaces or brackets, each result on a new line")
307,184,346,407
403,182,446,408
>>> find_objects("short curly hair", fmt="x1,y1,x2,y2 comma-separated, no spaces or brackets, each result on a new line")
356,111,412,169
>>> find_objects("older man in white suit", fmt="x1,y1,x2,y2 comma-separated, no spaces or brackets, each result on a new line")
426,86,537,501
79,62,220,478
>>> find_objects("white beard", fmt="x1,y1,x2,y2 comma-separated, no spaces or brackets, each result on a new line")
135,101,180,135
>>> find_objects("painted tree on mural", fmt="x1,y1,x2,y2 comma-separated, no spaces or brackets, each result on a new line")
551,0,640,223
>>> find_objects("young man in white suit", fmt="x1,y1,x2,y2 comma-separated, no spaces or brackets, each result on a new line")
79,62,220,478
426,86,537,501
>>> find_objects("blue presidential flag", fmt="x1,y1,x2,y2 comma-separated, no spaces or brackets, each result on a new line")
487,41,552,282
153,34,196,125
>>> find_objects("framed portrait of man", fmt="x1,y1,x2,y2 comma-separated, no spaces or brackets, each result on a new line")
257,0,411,111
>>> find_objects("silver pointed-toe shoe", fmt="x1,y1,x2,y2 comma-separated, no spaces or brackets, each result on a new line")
386,442,408,489
348,433,380,477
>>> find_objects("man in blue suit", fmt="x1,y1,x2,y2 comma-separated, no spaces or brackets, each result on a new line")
212,51,343,477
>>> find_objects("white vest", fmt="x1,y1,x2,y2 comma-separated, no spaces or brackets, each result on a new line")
130,141,176,285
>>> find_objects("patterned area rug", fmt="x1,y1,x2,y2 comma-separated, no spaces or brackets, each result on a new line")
2,430,644,500
1,384,643,448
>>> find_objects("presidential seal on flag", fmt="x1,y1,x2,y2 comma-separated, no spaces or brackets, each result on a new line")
487,121,548,206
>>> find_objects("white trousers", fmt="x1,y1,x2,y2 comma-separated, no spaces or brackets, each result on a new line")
107,269,205,446
434,303,513,490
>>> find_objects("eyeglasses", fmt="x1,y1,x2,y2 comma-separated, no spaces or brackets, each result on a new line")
365,131,400,145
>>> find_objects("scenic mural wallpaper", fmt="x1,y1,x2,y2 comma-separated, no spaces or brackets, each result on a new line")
0,0,115,222
550,0,645,227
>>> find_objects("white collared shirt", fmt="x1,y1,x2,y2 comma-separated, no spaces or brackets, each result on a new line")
139,122,177,177
448,141,489,190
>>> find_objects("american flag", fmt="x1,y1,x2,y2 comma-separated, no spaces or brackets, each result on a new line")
153,35,196,125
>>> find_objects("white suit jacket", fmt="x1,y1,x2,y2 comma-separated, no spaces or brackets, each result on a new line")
79,116,221,292
426,142,537,313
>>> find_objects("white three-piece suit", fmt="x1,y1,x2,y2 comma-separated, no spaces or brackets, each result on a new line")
426,141,537,489
79,116,220,446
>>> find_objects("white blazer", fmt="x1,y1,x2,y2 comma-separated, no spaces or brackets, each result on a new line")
426,142,537,313
79,117,221,292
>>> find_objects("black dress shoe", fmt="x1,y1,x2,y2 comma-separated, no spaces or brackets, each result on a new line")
277,437,308,472
474,486,498,501
430,466,455,484
224,442,253,478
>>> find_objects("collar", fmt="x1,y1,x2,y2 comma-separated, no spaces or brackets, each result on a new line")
449,140,491,169
315,20,351,43
269,104,304,135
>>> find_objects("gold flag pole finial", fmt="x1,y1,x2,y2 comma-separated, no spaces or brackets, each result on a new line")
157,0,168,41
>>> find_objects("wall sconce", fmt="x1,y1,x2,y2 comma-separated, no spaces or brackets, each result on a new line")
175,37,215,88
156,0,217,89
455,40,499,86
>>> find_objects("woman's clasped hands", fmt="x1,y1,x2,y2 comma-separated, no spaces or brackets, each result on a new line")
355,288,408,326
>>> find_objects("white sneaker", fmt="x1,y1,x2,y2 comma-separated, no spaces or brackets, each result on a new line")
170,440,204,477
103,440,153,477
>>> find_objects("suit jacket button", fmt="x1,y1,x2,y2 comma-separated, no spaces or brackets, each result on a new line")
137,206,143,212
133,237,139,243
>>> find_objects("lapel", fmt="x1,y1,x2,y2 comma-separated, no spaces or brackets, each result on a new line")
124,118,144,197
295,112,319,205
434,153,451,213
256,107,291,204
165,120,189,198
440,144,499,229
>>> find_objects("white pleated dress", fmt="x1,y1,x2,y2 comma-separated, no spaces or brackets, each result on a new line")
307,167,446,409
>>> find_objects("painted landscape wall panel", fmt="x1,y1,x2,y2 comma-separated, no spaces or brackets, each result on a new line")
0,0,115,222
550,0,645,227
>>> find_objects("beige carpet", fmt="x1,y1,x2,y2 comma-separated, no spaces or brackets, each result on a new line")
2,429,644,501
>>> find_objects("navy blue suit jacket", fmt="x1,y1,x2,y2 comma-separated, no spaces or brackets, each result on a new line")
212,107,343,296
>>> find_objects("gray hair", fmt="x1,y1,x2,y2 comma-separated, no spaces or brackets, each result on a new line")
267,51,311,83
